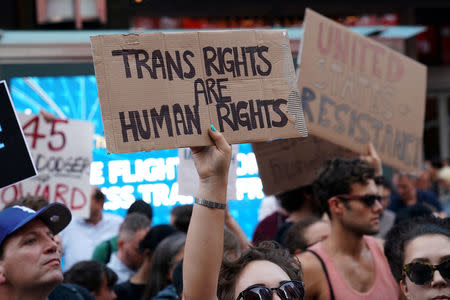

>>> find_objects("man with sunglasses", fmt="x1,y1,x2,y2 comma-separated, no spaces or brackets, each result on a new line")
298,156,399,300
385,215,450,300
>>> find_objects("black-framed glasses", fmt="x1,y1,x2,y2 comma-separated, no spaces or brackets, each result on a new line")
402,259,450,285
336,194,382,207
236,280,305,300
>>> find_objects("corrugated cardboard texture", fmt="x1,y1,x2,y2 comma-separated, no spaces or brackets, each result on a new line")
252,136,355,195
90,30,307,153
297,9,427,173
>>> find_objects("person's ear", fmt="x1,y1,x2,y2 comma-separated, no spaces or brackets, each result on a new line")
328,197,344,217
117,237,126,250
143,249,153,259
0,262,6,284
400,279,409,298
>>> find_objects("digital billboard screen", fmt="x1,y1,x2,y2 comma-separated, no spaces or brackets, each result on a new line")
9,76,268,237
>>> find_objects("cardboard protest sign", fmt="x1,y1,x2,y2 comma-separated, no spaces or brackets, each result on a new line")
0,113,94,217
0,81,37,188
252,136,355,195
177,145,239,200
91,30,307,154
297,9,427,173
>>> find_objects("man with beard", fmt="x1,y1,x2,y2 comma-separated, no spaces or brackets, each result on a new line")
298,157,399,300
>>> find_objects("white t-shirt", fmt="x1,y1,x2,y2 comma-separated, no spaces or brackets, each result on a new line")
107,253,136,284
61,212,123,270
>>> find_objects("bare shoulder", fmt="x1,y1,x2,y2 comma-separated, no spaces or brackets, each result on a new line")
296,251,329,300
297,251,322,272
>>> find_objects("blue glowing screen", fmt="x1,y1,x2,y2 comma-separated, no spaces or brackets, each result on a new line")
9,76,266,238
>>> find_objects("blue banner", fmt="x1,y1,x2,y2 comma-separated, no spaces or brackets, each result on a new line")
10,76,267,238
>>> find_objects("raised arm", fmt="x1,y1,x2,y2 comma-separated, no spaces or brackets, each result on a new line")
183,126,232,300
360,143,382,176
225,208,251,251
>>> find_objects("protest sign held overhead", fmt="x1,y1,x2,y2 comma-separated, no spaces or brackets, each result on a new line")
178,145,239,200
0,113,94,217
253,136,355,195
0,81,37,189
297,9,427,173
91,30,307,154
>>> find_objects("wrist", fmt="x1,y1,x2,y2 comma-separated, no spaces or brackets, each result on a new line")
197,176,227,202
195,198,227,210
198,173,228,184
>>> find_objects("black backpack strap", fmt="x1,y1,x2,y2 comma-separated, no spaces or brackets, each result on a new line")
105,239,112,264
305,249,335,300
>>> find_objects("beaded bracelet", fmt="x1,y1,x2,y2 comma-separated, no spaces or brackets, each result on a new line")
194,198,226,210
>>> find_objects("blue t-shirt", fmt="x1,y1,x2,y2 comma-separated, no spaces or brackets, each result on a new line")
388,190,442,213
152,285,178,300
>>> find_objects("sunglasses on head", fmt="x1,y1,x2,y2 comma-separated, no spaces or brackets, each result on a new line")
336,194,382,207
236,280,305,300
402,259,450,285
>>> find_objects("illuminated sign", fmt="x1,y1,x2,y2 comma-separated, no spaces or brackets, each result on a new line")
10,76,265,237
0,81,37,188
0,124,4,149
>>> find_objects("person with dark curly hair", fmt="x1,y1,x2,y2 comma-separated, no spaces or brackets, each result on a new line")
284,217,330,255
218,241,303,300
183,127,305,300
384,216,450,299
64,260,118,300
273,185,323,246
298,144,399,300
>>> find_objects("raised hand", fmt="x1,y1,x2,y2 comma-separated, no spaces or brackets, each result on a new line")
360,143,382,176
184,125,232,300
191,125,232,200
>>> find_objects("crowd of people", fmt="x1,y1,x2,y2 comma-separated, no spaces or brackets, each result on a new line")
0,127,449,300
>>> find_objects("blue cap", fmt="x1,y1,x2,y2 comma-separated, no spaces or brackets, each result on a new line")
0,202,72,246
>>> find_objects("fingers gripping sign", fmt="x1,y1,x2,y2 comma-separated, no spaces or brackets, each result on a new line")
191,125,232,184
184,125,232,300
360,143,383,176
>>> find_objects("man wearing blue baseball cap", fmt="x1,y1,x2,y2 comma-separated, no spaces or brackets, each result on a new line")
0,203,71,300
